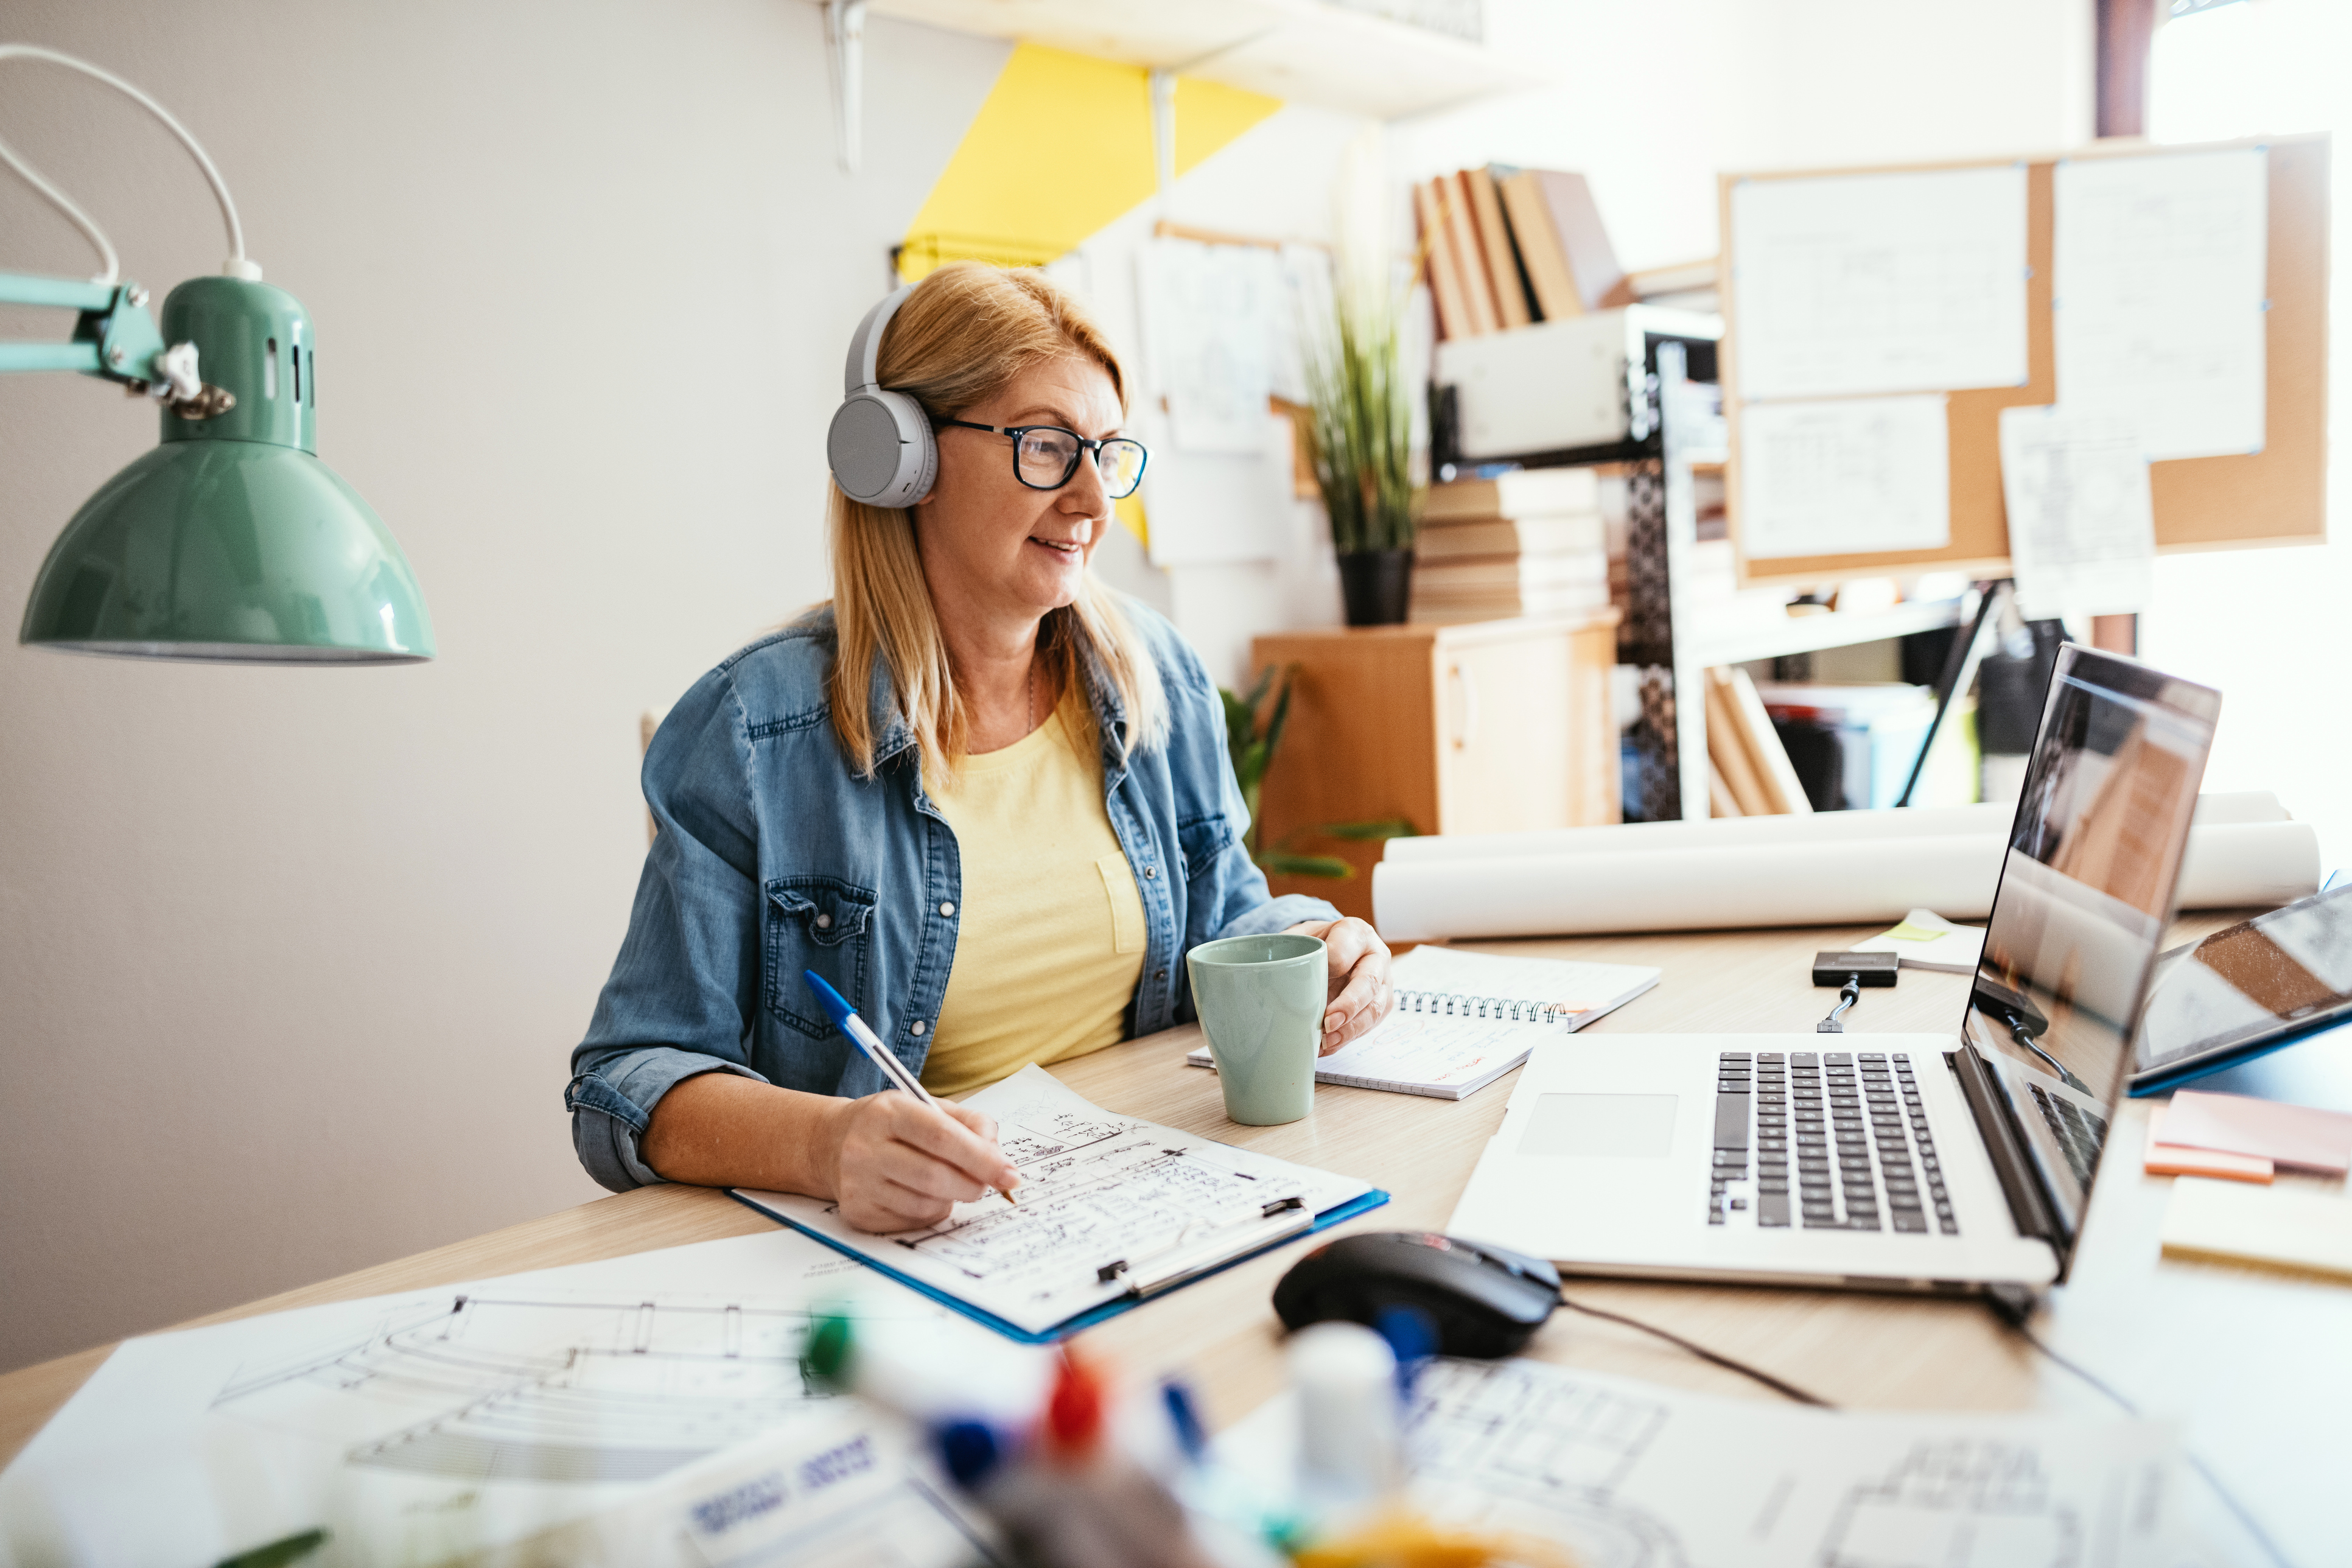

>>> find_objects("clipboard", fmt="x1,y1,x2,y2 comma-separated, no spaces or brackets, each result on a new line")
730,1185,1392,1344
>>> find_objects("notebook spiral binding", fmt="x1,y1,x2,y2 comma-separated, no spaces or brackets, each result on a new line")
1395,989,1580,1026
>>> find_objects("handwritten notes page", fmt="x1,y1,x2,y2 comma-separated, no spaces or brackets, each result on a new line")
736,1066,1374,1338
1997,406,2157,618
1187,947,1662,1099
2054,147,2268,461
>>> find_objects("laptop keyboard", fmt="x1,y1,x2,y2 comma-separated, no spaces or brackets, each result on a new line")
1710,1051,1958,1235
2027,1083,2109,1188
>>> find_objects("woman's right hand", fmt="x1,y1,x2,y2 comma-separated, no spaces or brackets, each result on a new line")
824,1093,1022,1233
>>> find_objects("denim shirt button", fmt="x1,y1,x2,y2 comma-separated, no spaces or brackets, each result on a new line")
940,901,956,917
814,912,832,929
1144,865,1157,879
911,1020,928,1035
1155,968,1167,981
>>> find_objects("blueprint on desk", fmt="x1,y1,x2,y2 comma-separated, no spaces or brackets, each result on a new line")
1220,1357,2213,1568
0,1230,998,1568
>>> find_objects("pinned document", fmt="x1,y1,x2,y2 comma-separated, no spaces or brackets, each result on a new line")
1138,236,1279,455
1740,394,1951,558
2054,148,2268,461
1730,164,2029,400
1997,407,2156,619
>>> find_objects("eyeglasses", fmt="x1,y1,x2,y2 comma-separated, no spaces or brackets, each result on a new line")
938,419,1149,501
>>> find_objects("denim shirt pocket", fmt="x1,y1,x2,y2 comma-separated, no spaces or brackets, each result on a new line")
765,876,878,1040
1176,812,1236,884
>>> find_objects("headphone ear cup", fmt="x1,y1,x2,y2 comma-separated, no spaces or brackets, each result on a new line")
827,389,936,507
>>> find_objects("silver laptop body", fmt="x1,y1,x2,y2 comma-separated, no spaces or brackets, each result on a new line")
1447,645,2222,1292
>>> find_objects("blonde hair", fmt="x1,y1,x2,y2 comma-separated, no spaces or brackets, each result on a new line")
825,262,1167,783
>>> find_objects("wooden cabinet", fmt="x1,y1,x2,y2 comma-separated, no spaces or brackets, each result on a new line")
1248,610,1622,923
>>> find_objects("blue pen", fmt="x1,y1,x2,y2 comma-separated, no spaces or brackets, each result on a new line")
802,970,1018,1204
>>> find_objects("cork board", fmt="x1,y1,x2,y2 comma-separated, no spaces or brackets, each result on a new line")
1720,134,2330,587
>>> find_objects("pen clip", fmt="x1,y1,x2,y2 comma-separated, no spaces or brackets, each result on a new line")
1096,1198,1314,1298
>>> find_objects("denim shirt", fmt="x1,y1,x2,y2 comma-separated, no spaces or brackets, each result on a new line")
566,601,1340,1192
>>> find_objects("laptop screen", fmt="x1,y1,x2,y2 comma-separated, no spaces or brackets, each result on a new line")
1962,645,2219,1258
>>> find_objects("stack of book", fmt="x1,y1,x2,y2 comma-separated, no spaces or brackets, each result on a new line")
1411,165,1628,340
1704,665,1815,817
1413,468,1609,625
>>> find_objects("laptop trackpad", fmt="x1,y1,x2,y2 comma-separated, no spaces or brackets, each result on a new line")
1519,1094,1678,1158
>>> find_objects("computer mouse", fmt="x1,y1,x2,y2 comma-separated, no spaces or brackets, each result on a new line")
1272,1231,1561,1359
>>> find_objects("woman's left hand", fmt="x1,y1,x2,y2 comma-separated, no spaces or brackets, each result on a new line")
1286,917,1395,1055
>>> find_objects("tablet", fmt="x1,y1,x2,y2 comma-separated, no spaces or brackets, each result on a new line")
2132,881,2352,1094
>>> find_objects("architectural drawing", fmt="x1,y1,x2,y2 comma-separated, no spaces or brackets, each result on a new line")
750,1065,1373,1335
213,1292,831,1484
1819,1441,2083,1568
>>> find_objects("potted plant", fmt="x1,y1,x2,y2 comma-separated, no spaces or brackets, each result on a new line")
1222,667,1415,878
1302,268,1419,626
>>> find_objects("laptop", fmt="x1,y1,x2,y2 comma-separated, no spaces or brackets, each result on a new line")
1447,645,2221,1292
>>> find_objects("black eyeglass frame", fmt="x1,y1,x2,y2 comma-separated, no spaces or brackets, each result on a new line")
937,419,1150,500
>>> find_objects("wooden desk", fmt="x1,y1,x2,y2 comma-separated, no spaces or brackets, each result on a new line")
4,921,2344,1564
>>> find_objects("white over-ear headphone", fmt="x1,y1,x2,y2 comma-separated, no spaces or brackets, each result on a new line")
826,285,937,508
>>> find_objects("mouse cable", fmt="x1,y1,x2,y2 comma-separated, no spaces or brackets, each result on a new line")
1986,1290,2297,1568
1554,1289,1833,1408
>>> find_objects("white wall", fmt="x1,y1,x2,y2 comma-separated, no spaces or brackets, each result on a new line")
1395,0,2095,270
0,0,1009,1373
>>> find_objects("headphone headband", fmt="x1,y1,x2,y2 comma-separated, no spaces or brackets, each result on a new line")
844,284,916,396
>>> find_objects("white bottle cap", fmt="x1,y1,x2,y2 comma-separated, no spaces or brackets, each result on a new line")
1289,1321,1402,1501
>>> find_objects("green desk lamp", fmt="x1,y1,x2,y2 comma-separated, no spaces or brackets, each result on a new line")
2,44,432,663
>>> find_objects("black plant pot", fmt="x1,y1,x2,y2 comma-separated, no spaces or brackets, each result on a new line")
1337,548,1413,626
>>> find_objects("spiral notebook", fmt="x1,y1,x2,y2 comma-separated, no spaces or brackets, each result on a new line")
1185,945,1661,1101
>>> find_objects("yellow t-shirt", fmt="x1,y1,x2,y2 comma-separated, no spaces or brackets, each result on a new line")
920,701,1149,1097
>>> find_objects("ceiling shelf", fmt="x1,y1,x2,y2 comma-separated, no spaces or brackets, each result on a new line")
868,0,1544,119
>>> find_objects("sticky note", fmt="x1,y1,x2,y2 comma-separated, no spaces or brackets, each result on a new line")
2160,1090,2352,1176
2144,1105,2272,1183
1881,920,1948,943
2161,1177,2352,1283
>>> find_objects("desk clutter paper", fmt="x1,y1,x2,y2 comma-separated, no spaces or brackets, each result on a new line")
2162,1175,2352,1284
0,1231,993,1568
1730,164,2030,401
1852,907,1987,974
1185,944,1661,1099
1219,1356,2193,1567
1738,394,1951,559
1373,794,2320,942
737,1065,1379,1339
2159,1088,2352,1175
2054,147,2268,462
1998,406,2157,619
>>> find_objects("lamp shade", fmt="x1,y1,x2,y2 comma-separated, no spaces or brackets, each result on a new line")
20,276,433,662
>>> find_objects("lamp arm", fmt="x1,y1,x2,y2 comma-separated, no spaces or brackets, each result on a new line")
0,44,255,282
0,269,202,404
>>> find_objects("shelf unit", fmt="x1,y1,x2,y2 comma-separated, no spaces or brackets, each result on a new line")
865,0,1545,119
1429,321,1961,823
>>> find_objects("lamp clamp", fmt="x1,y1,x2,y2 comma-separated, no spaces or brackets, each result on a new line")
0,270,219,413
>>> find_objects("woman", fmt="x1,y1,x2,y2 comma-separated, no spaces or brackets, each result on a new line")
567,262,1395,1232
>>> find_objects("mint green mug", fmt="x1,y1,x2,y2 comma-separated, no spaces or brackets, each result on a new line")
1186,933,1328,1125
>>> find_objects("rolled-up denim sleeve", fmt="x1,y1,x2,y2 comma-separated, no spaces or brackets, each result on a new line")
567,673,770,1192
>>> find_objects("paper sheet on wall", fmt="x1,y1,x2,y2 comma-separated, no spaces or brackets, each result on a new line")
1998,406,2157,618
0,1231,993,1568
2054,148,2268,461
1138,236,1279,454
1738,394,1950,558
1216,1357,2197,1568
1731,165,2030,400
